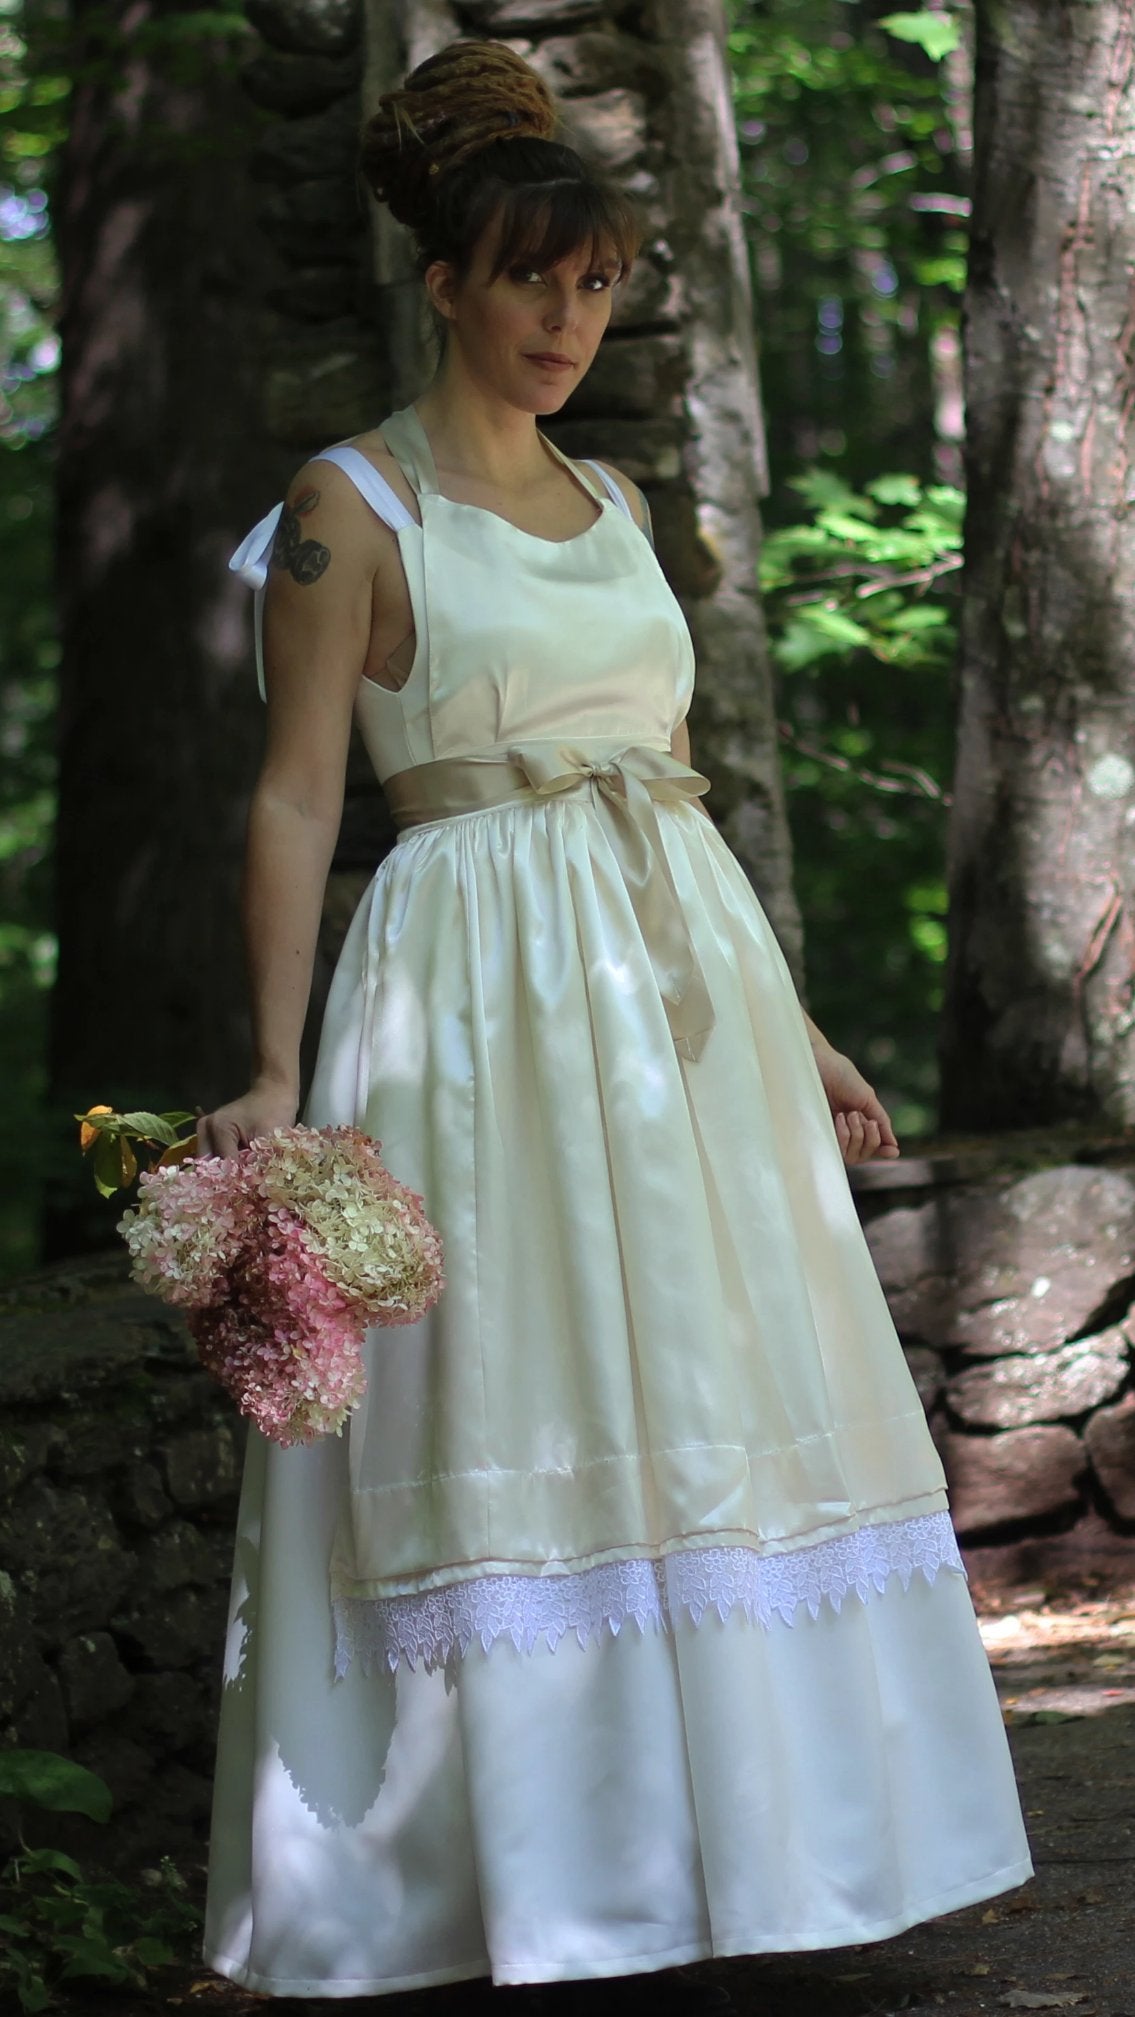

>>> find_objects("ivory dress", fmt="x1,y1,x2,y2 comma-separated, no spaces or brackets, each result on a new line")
203,406,1032,1998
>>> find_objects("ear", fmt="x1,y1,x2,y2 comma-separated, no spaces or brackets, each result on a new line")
423,259,459,323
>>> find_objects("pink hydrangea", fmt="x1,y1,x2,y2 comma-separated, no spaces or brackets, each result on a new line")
118,1124,445,1447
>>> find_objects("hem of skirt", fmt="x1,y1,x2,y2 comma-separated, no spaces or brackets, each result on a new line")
200,1853,1034,1998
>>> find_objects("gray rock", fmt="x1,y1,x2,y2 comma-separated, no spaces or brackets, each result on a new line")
0,1310,158,1406
609,258,685,331
940,1424,1085,1536
528,30,671,101
135,1519,226,1597
244,47,361,115
865,1165,1135,1355
129,1669,211,1755
258,177,365,262
463,0,604,29
549,415,687,485
903,1345,945,1412
114,1458,174,1532
266,264,360,325
12,1662,69,1753
1085,1392,1135,1519
264,343,387,451
70,1727,152,1813
561,90,649,175
1,1479,136,1643
251,97,359,187
163,1424,241,1511
564,332,686,418
113,1585,230,1671
0,1572,48,1721
946,1323,1132,1429
245,0,359,58
57,1632,135,1732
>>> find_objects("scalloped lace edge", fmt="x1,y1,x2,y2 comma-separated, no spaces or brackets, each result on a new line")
332,1510,964,1678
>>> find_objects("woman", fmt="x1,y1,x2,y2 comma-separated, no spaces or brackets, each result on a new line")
200,37,1031,2009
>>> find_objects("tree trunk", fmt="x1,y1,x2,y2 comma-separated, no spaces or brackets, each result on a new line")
940,0,1135,1129
48,0,285,1253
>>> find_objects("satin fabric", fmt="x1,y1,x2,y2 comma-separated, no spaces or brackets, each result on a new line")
204,406,1032,1994
382,738,716,1058
298,404,954,1605
204,1431,1031,1998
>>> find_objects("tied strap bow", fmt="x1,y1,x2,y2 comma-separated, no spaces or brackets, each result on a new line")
383,741,716,1063
510,741,716,1062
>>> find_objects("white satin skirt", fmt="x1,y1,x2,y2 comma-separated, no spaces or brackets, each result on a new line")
202,1430,1033,1999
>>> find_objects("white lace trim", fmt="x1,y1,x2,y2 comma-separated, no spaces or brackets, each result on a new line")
332,1511,964,1678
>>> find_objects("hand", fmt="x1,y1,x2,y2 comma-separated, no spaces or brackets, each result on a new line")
810,1043,899,1166
195,1082,299,1161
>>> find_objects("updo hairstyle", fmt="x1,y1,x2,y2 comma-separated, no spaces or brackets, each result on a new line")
359,39,642,293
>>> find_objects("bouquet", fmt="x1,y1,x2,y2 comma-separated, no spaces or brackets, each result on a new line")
78,1109,444,1447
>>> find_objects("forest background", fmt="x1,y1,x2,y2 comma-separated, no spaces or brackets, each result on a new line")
0,0,971,1278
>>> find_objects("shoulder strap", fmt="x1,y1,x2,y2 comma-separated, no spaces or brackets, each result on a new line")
580,458,634,519
227,443,417,701
311,443,418,531
580,459,654,549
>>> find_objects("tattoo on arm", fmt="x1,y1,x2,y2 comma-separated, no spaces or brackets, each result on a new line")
271,487,331,585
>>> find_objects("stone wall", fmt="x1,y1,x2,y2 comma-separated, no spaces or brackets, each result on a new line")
4,1140,1135,1870
0,1258,242,1873
854,1136,1135,1594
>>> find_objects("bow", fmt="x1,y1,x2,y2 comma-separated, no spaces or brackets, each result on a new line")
505,741,716,1062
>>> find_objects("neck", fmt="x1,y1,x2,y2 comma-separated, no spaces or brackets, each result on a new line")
413,362,558,492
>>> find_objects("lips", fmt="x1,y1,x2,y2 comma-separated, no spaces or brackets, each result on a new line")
526,354,574,366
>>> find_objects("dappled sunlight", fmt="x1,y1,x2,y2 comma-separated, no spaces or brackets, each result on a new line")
979,1596,1135,1722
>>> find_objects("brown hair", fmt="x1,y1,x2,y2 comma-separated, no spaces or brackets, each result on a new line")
359,38,642,288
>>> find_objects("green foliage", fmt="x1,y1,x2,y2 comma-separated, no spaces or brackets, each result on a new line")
879,10,962,61
0,1750,201,2012
77,1104,198,1196
762,465,959,1132
728,0,971,1132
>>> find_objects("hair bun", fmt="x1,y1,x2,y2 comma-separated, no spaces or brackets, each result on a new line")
361,40,559,232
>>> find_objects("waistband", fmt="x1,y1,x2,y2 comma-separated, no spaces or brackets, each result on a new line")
382,739,715,1062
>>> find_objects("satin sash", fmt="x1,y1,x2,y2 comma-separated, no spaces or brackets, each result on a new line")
383,741,717,1062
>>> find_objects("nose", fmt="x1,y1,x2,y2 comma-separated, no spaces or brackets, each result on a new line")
542,280,579,334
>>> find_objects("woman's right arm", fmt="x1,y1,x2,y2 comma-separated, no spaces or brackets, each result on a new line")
197,464,380,1158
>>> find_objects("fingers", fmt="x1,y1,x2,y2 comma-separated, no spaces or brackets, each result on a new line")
835,1109,899,1166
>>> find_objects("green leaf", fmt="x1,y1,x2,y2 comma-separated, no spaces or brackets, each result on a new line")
18,1845,85,1881
807,606,874,647
91,1129,136,1198
0,1751,113,1822
865,474,923,508
878,12,961,61
57,1942,137,1984
130,1935,176,1966
118,1111,179,1146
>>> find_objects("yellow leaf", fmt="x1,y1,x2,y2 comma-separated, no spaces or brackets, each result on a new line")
157,1133,198,1168
78,1103,115,1152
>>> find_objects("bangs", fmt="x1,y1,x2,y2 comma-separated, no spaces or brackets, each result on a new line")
481,177,641,282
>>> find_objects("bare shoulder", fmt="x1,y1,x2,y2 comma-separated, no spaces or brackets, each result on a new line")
343,429,422,521
588,458,650,534
269,445,407,590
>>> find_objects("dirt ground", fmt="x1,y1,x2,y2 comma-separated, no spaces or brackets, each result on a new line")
6,1581,1135,2017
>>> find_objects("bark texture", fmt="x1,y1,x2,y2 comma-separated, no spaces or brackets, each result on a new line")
941,0,1135,1127
49,1,286,1251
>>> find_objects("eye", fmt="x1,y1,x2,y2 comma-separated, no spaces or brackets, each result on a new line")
508,264,545,285
582,272,614,292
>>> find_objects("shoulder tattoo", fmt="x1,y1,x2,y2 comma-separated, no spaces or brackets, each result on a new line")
271,486,331,585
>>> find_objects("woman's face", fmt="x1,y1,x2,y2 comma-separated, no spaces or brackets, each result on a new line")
428,220,622,411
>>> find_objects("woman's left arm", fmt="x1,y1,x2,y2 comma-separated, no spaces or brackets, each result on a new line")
673,720,897,1165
